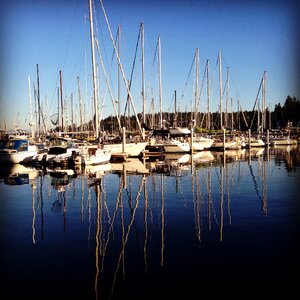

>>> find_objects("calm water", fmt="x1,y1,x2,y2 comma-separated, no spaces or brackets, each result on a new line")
1,146,299,298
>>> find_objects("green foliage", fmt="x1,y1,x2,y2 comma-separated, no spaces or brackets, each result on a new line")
273,95,300,128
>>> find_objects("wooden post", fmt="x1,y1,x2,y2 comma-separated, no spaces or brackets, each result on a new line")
223,127,225,151
123,164,127,189
248,129,251,149
122,127,126,153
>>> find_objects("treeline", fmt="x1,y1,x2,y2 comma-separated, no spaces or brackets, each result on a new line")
100,95,300,134
58,95,300,134
272,96,300,128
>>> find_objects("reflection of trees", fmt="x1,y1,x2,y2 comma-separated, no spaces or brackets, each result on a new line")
273,147,300,172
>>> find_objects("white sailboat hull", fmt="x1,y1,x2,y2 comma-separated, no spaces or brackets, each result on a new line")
103,142,148,157
270,138,297,146
0,149,38,164
82,150,111,166
161,140,190,153
0,140,38,164
192,137,214,149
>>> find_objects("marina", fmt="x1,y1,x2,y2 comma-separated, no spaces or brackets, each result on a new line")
1,0,300,298
0,146,299,298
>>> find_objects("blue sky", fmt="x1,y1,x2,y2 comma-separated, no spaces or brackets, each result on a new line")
0,0,299,130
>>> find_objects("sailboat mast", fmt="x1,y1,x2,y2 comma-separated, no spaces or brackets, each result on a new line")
36,64,41,137
33,83,38,135
88,0,99,139
99,0,144,139
141,22,146,125
151,97,154,128
174,90,177,127
194,48,199,127
117,25,121,120
262,70,266,132
71,93,74,131
225,66,229,129
231,97,233,131
158,36,163,129
28,76,34,138
218,51,223,129
59,70,64,132
206,59,210,130
77,76,83,132
57,87,60,131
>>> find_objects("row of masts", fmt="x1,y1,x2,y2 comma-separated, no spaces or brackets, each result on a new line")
25,0,269,140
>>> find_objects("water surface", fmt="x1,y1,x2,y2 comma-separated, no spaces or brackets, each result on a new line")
1,146,299,298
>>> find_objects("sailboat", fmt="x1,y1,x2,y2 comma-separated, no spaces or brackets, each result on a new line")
78,0,114,165
96,2,148,158
76,145,111,166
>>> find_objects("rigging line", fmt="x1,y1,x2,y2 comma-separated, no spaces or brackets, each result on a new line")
105,27,120,94
229,69,241,99
93,0,109,72
208,56,218,104
221,68,229,100
99,0,144,137
145,41,158,109
94,0,118,93
122,24,141,118
94,38,122,131
49,72,60,113
61,0,78,71
249,74,264,130
97,26,120,116
248,162,263,203
195,63,207,115
175,51,195,119
167,92,175,112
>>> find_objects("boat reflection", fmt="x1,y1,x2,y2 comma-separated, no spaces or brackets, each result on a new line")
111,158,149,175
248,147,265,157
17,145,294,299
192,150,214,165
3,164,39,185
164,153,191,165
271,143,300,171
48,168,76,191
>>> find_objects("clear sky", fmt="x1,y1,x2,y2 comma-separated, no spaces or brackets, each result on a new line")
0,0,299,131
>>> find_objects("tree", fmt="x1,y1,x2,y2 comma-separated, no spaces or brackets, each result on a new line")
273,96,300,128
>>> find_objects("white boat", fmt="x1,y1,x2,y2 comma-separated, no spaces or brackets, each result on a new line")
169,127,191,136
193,136,214,149
103,141,148,157
76,146,111,166
0,139,38,164
161,139,190,153
272,144,297,152
38,137,81,166
210,139,238,150
191,140,205,151
270,137,297,146
245,138,265,148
